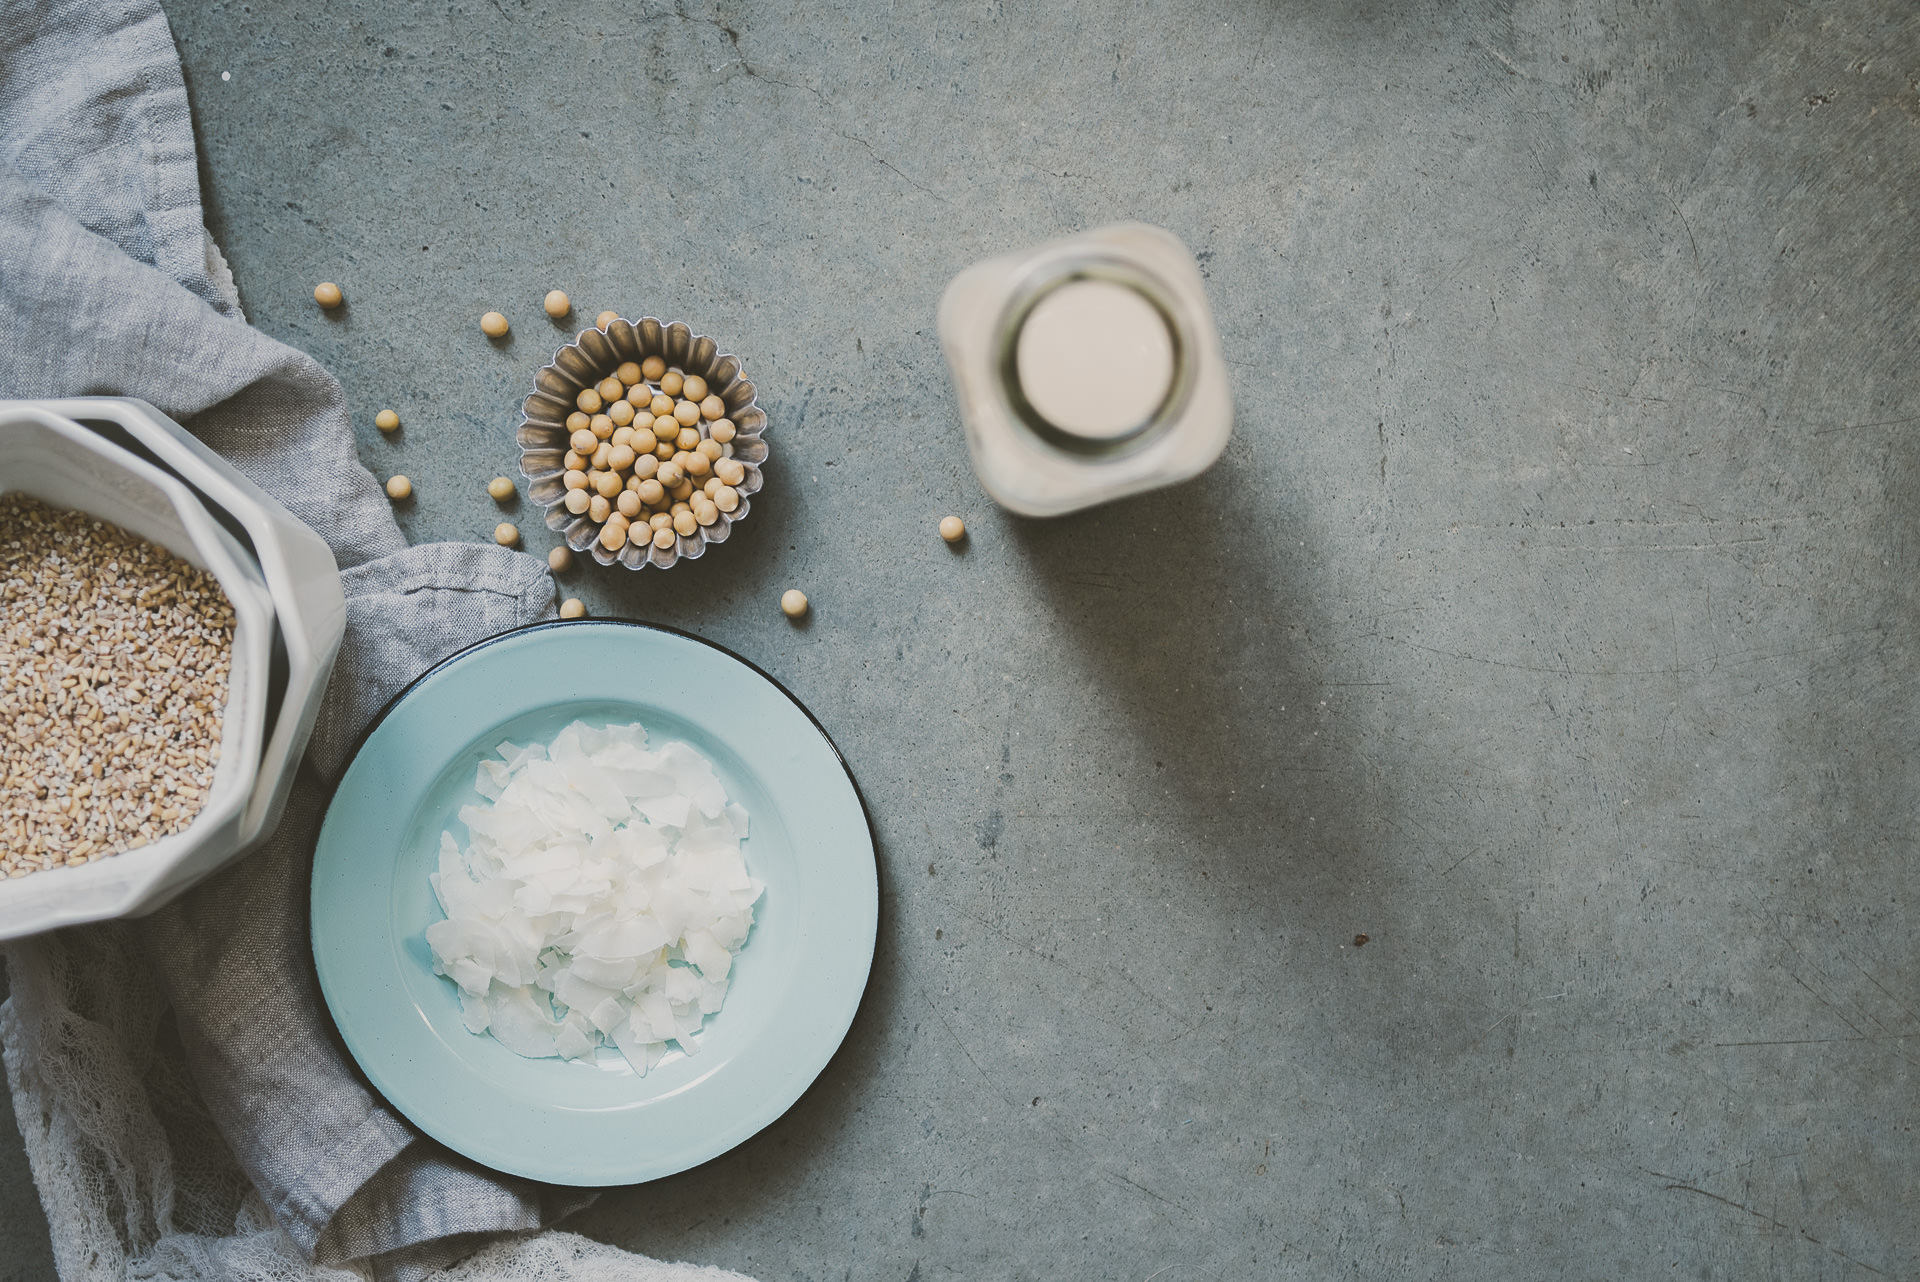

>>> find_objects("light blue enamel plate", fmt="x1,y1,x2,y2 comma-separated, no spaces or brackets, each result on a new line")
311,620,877,1186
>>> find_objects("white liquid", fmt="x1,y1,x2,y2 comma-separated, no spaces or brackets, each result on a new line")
1014,279,1173,440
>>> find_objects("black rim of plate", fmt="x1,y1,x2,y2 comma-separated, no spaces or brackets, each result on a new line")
311,616,879,1184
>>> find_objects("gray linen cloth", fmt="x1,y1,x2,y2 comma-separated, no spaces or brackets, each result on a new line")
0,0,605,1275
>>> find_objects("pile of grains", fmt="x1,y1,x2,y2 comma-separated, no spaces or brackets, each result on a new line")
0,494,233,876
559,355,747,553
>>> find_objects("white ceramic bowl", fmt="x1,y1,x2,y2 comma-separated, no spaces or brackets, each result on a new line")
32,398,346,850
0,404,276,938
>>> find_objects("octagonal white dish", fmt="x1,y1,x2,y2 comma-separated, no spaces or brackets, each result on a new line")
29,397,346,852
0,404,275,939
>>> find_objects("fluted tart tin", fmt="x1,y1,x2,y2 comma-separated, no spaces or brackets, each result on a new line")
517,318,768,569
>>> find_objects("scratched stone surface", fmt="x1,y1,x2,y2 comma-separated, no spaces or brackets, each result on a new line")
5,1,1918,1278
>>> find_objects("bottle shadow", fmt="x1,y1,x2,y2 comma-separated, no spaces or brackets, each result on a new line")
1001,471,1391,932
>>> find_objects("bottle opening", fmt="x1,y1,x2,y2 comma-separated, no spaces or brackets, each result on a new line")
1013,279,1175,442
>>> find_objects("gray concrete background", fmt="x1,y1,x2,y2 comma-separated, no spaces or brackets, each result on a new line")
5,0,1919,1278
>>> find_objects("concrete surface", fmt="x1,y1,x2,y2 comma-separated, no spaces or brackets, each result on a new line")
6,0,1919,1278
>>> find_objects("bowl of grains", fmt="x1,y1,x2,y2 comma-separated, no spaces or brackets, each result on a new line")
0,405,275,939
31,397,348,852
517,318,768,569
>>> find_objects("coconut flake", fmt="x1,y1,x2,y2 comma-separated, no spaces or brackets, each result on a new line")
426,720,764,1074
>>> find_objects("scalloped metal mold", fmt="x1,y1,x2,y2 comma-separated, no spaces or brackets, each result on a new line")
517,318,768,569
